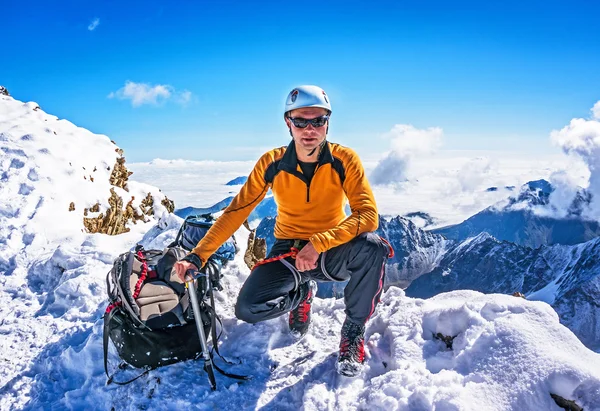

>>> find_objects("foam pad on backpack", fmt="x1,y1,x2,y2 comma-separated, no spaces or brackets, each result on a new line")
136,281,184,328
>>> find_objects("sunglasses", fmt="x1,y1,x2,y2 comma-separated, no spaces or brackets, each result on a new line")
288,115,329,128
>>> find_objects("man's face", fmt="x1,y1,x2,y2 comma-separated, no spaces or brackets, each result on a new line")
285,107,329,154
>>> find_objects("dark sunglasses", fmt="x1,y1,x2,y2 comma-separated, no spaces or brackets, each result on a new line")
288,115,329,128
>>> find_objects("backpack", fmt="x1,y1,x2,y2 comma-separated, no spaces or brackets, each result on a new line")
103,214,244,386
170,214,238,265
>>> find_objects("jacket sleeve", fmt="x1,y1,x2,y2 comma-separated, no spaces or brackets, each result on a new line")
190,153,272,265
309,150,378,253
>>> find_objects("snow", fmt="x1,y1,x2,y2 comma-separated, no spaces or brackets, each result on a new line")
2,94,600,410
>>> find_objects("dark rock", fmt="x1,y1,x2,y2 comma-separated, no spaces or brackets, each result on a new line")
550,393,583,411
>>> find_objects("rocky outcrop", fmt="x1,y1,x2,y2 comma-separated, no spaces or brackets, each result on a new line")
109,156,132,191
161,197,175,213
83,188,148,235
81,153,174,235
0,86,9,96
244,229,267,270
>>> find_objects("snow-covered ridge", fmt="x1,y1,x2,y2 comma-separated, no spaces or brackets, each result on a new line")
0,94,175,405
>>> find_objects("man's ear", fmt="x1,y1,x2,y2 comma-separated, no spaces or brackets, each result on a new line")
285,117,293,137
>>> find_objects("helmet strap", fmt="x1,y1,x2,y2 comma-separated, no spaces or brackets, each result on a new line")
308,140,326,158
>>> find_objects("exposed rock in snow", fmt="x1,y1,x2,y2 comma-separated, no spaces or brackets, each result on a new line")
244,229,266,270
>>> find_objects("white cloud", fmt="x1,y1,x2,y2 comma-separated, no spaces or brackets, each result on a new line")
371,124,443,186
457,157,492,192
175,90,193,107
592,101,600,120
550,101,600,219
108,81,193,107
88,18,100,31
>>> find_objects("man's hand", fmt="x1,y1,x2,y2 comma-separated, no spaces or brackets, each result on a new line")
295,242,319,272
173,260,199,283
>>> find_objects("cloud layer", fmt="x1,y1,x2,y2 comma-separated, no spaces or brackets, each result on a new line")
457,157,492,192
371,124,443,186
108,81,192,107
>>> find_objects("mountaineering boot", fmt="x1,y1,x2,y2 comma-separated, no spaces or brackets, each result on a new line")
288,280,317,338
336,317,366,377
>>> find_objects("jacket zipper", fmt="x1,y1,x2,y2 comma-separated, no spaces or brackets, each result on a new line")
306,165,320,203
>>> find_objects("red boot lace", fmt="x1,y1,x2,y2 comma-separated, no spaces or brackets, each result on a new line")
339,337,365,363
290,287,313,324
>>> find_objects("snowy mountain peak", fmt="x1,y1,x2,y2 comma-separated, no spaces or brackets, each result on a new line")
0,95,174,246
0,95,178,397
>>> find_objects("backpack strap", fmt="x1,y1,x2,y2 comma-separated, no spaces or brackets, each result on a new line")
132,249,149,299
103,308,154,385
113,253,150,330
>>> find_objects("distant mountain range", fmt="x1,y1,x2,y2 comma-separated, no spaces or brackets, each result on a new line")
175,196,235,218
433,179,600,248
226,176,248,185
175,195,277,221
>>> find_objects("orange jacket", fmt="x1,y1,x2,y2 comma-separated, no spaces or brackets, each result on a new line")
190,141,379,265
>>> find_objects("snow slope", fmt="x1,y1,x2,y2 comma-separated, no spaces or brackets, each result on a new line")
0,94,173,407
2,95,600,410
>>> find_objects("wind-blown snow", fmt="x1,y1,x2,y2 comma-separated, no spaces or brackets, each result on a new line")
2,94,600,410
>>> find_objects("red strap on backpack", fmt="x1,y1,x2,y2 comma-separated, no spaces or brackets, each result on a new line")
105,301,122,314
132,250,148,299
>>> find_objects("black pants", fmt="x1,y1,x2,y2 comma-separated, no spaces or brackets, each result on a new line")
235,232,389,326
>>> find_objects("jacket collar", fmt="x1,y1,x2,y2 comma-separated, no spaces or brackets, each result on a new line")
278,140,334,171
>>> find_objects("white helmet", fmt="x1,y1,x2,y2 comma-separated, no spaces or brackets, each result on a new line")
284,85,331,117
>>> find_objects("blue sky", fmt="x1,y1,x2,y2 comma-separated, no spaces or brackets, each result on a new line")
2,0,600,162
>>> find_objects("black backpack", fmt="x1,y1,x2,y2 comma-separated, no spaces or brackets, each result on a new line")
103,215,245,386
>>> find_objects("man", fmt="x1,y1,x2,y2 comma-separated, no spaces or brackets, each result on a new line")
174,85,390,377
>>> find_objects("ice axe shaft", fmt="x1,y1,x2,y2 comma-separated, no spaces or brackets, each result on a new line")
186,271,217,390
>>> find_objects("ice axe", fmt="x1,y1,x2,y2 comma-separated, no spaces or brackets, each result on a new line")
186,269,217,391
